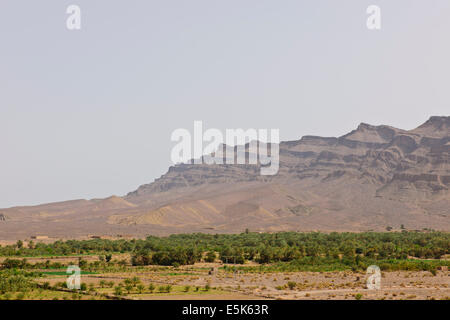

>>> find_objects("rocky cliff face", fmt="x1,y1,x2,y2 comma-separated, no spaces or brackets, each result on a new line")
0,117,448,239
126,116,449,202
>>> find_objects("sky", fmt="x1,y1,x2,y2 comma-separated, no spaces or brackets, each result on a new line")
0,0,449,208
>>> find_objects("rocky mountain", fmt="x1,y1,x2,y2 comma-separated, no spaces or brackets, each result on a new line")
0,116,448,240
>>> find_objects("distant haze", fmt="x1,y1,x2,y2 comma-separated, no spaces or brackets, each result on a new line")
1,0,449,208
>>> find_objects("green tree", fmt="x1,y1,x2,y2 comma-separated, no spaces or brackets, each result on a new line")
125,284,133,294
205,251,216,263
114,286,123,296
137,284,145,294
131,276,140,287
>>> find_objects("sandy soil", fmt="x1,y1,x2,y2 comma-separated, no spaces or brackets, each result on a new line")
36,262,449,300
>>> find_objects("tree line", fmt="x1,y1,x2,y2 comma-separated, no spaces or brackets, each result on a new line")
1,231,448,268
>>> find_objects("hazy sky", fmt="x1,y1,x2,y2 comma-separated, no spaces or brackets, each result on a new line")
1,1,449,208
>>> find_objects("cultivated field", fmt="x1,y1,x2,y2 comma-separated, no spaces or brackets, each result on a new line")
1,232,449,300
33,261,450,300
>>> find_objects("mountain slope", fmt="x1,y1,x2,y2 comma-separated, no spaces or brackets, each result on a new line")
0,116,448,240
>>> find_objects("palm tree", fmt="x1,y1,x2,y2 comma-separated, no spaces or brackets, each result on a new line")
114,286,122,296
131,276,140,287
137,284,145,294
125,284,133,294
123,278,132,286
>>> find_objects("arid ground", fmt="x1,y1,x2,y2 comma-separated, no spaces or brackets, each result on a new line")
2,254,448,300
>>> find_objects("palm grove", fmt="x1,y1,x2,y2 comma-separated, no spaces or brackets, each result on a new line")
1,232,449,272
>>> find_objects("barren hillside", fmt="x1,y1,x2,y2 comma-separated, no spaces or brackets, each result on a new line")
0,116,448,240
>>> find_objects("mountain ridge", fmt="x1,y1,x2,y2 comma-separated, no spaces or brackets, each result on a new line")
0,116,448,240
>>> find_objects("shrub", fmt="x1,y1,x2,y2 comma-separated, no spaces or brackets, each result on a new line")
16,292,25,300
287,281,296,290
114,286,122,296
205,251,216,263
137,284,145,293
125,284,133,294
